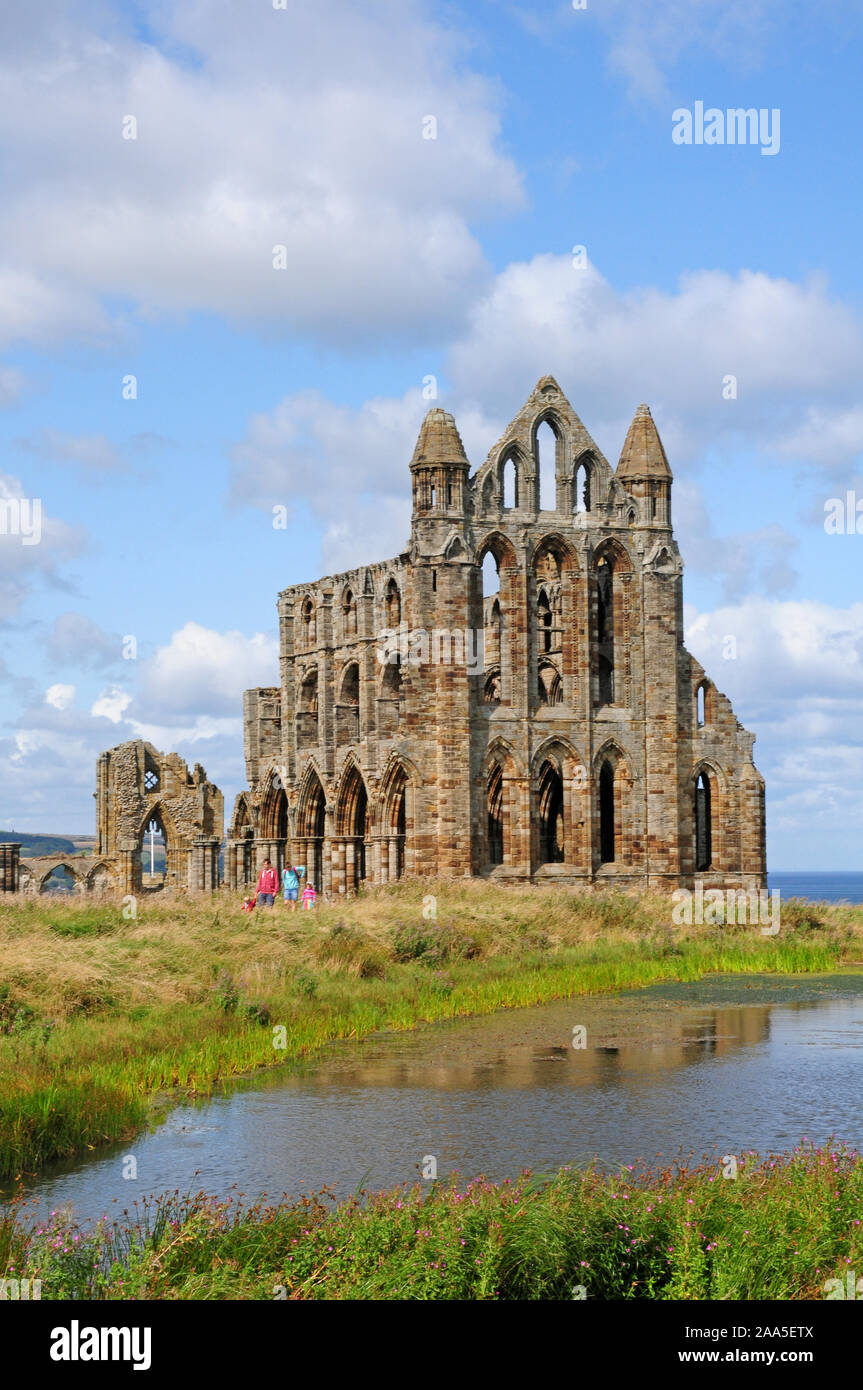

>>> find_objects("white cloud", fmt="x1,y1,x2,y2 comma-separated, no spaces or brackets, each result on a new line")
91,686,132,723
135,621,278,719
0,1,521,351
45,683,75,710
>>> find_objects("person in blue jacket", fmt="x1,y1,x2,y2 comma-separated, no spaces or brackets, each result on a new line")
281,861,306,911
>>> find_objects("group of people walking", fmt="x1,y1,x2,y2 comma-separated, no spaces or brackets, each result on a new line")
242,858,317,912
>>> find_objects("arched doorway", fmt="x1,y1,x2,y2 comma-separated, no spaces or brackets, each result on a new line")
538,762,565,864
337,765,368,891
297,771,326,891
488,765,504,865
140,810,168,889
381,763,408,881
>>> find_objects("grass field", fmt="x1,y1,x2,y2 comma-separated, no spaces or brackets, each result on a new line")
1,881,861,1182
2,1142,859,1300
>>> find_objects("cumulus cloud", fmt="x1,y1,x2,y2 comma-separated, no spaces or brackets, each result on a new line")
3,617,276,829
685,595,863,862
45,683,75,710
0,0,521,352
134,621,278,720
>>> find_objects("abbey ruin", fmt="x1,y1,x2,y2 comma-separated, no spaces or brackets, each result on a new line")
227,375,766,894
0,375,766,897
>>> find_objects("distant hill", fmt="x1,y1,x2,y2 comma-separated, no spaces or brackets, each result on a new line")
1,832,80,858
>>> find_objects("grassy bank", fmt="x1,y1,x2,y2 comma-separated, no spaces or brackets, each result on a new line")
1,882,861,1181
2,1143,860,1299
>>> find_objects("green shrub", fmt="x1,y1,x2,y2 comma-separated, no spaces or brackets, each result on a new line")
212,970,239,1014
243,1001,271,1027
391,921,479,966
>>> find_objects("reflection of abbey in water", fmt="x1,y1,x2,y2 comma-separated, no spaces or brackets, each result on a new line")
227,375,766,894
306,1004,774,1093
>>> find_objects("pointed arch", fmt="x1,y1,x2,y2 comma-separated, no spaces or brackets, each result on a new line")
533,413,562,511
296,667,319,748
476,532,518,709
296,763,327,890
377,754,419,881
336,661,361,746
537,660,562,705
299,594,317,647
691,758,727,876
38,861,82,891
335,760,369,889
482,738,519,870
385,575,401,626
572,449,595,514
695,679,715,728
378,652,402,736
537,761,565,864
260,768,289,841
593,539,633,710
341,586,358,637
85,860,114,893
592,741,634,869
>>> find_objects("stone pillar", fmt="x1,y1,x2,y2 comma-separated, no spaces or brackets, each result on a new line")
190,836,220,893
379,837,388,884
0,843,21,893
389,836,400,881
117,837,138,896
253,837,270,881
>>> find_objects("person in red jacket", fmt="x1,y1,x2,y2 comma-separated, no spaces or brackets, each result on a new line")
256,859,278,907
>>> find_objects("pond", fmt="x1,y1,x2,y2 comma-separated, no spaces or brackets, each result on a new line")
10,972,863,1226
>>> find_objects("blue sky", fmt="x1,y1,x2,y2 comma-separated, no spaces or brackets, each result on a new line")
0,0,861,867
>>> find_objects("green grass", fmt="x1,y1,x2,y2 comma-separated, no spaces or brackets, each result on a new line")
1,882,861,1181
3,1142,860,1300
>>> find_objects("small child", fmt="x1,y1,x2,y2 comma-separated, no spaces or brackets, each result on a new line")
301,882,317,910
241,895,256,913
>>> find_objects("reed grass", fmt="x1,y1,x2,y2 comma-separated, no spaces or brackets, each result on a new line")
3,1142,860,1300
1,882,860,1181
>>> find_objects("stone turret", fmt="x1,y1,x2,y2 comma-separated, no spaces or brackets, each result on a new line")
617,403,672,528
409,407,470,523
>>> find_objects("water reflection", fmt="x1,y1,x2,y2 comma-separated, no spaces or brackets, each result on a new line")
8,975,863,1227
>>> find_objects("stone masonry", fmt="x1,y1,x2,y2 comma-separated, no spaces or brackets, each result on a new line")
2,740,223,895
227,376,766,894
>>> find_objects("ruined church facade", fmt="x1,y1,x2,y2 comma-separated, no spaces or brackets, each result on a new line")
227,376,766,894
